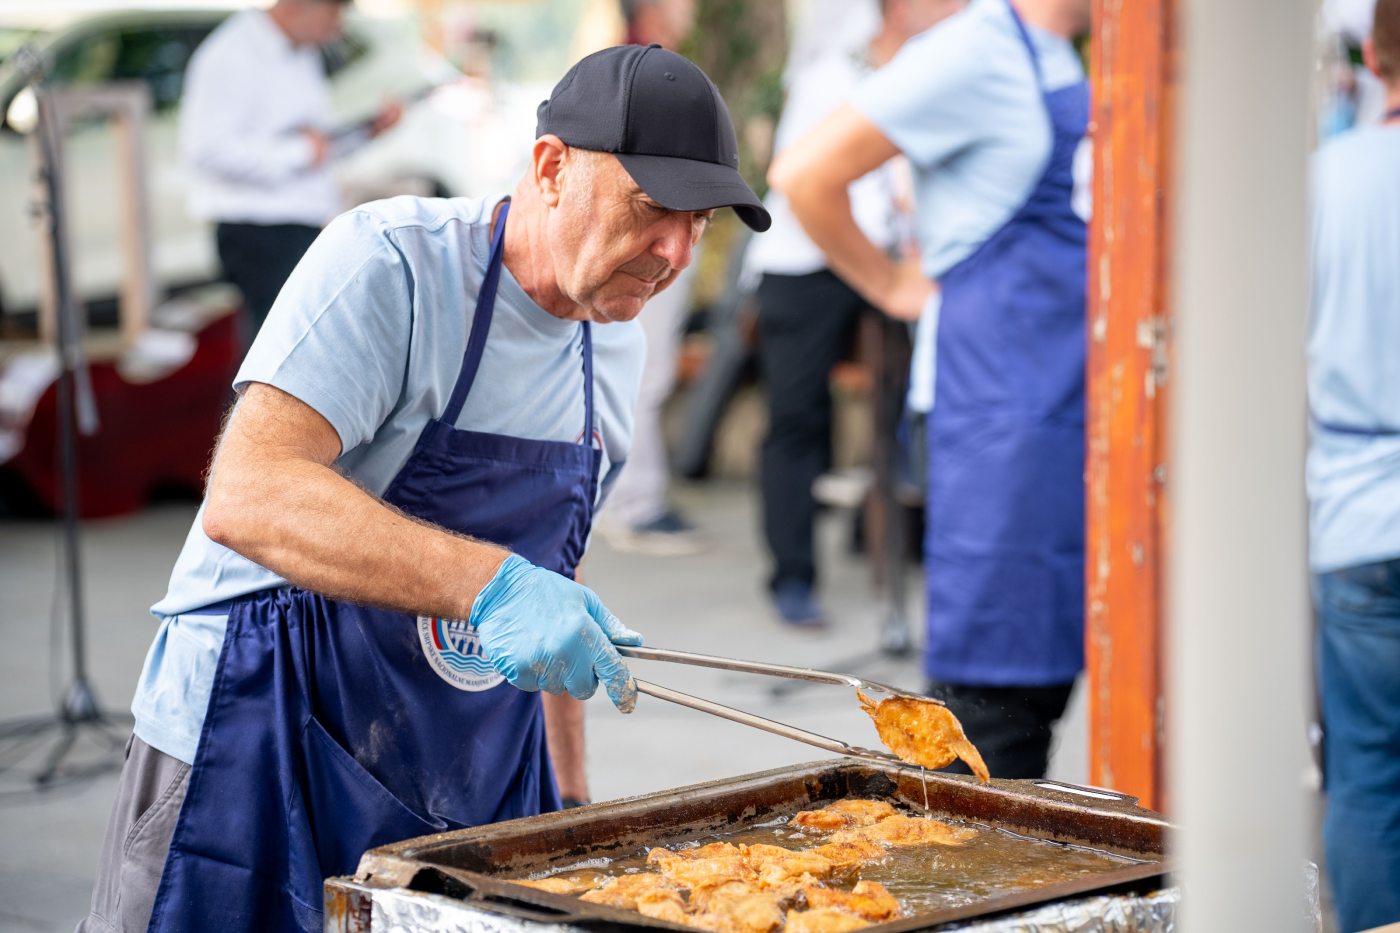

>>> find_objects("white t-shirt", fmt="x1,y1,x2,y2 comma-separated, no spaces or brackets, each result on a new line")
135,195,645,763
744,48,900,278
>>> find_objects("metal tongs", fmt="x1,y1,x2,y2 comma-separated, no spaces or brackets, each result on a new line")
618,645,943,768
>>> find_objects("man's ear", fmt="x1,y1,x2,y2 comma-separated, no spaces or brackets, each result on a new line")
1363,37,1383,81
533,135,568,208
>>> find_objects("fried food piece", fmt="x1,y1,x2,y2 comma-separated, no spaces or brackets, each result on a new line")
740,844,836,886
835,814,978,848
689,890,787,933
802,880,901,922
579,872,679,909
635,888,691,925
857,689,990,782
810,835,889,872
510,872,606,895
646,842,742,865
784,907,873,932
790,799,899,832
649,852,758,889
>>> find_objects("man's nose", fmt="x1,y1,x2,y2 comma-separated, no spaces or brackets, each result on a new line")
651,215,694,270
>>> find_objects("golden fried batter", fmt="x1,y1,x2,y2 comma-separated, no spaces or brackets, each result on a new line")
809,835,889,872
802,880,901,922
635,888,691,925
835,814,978,848
857,689,990,782
646,842,742,865
649,852,758,889
689,890,787,933
784,907,873,932
791,799,898,832
579,872,678,909
510,872,606,895
740,844,836,886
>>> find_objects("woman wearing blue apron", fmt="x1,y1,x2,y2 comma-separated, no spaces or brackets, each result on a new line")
772,0,1092,778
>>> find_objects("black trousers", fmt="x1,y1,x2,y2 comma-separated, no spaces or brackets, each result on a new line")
756,270,866,590
215,221,322,346
925,680,1077,779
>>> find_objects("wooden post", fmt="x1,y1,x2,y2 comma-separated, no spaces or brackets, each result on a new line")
1085,0,1177,811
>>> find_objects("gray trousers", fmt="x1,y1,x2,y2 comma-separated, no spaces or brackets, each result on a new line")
77,736,189,933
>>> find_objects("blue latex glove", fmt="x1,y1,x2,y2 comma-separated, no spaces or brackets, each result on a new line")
470,555,643,712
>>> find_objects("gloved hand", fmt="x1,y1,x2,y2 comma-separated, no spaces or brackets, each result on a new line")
471,554,643,712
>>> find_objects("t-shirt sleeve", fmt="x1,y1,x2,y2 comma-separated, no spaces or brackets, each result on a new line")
234,210,413,455
850,22,990,169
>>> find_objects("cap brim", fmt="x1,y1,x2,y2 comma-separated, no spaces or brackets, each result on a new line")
616,152,771,233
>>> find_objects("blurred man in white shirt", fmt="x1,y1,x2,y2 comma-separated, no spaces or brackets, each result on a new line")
180,0,397,345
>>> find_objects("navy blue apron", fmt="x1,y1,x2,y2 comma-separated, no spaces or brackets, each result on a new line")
923,4,1089,687
148,201,597,931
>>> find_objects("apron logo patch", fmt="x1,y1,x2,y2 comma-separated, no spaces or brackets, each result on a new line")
417,616,504,691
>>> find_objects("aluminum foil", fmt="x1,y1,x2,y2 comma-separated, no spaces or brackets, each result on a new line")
361,887,1181,933
940,889,1179,933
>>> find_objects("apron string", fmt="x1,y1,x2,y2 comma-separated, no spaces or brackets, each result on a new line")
442,199,510,427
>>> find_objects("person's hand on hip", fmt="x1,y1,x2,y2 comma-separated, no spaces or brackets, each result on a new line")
471,555,643,712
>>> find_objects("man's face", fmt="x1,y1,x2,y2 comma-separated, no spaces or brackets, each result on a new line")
286,0,345,46
901,0,965,37
547,151,711,324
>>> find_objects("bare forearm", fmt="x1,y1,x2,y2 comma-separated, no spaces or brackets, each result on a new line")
543,693,588,803
203,386,508,620
784,182,897,309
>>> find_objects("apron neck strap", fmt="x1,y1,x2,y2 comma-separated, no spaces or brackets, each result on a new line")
443,199,510,426
1005,2,1046,88
443,200,597,447
581,321,595,444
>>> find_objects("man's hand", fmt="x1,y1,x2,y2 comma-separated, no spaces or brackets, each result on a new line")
471,555,643,711
371,100,404,138
883,258,937,322
302,129,331,166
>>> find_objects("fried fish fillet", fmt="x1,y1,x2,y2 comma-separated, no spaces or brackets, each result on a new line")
802,880,901,922
646,842,742,865
833,814,978,848
579,872,679,909
857,689,990,782
634,888,691,925
784,907,874,932
812,829,884,868
688,890,787,933
649,852,758,889
510,872,606,895
740,844,836,886
790,799,899,832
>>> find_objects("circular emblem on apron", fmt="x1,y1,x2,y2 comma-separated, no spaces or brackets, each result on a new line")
416,616,504,691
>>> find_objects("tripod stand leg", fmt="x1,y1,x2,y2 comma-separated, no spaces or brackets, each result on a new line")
35,724,77,786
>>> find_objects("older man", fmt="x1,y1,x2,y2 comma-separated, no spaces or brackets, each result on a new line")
80,45,767,933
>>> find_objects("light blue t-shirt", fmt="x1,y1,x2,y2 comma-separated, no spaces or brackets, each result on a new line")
1307,126,1400,573
850,0,1087,411
134,195,645,763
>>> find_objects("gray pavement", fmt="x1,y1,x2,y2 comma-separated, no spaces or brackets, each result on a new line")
0,481,1085,931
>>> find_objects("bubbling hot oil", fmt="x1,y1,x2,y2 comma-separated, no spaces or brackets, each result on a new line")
524,804,1149,915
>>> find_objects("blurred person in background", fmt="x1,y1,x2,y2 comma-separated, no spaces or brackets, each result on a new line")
1309,0,1400,927
773,0,1091,778
80,44,767,933
597,0,706,555
179,0,400,347
747,0,966,629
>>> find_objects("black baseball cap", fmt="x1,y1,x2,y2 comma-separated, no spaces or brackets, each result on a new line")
537,44,771,232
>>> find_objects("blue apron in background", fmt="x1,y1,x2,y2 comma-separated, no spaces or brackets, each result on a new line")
923,4,1089,687
148,202,599,931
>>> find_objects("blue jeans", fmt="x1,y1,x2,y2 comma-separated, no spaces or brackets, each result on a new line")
1317,558,1400,932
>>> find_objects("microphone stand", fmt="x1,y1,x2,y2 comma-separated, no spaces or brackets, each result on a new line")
0,50,132,790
